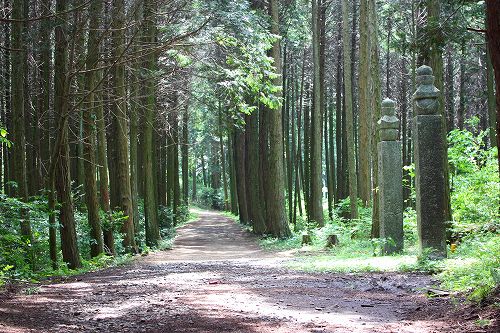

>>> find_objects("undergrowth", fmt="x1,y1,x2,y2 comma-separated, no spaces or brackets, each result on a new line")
258,125,500,302
0,196,198,288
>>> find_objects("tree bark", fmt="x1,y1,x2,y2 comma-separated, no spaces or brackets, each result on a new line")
228,133,239,215
335,37,344,202
234,128,249,224
487,36,497,148
310,0,324,226
458,43,466,130
219,104,228,210
245,111,266,234
112,0,137,252
83,0,104,257
342,0,359,220
445,47,455,131
358,0,372,207
11,0,32,240
486,0,500,179
370,0,382,237
266,0,291,237
182,102,190,205
53,0,81,268
142,0,160,245
96,89,115,255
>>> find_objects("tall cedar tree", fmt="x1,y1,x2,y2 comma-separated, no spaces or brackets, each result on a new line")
310,0,324,226
142,0,160,245
83,0,104,257
11,0,32,240
112,0,137,252
342,0,359,219
53,0,81,269
266,0,291,237
358,0,372,207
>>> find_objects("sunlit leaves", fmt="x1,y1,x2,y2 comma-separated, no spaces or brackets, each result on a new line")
0,127,12,148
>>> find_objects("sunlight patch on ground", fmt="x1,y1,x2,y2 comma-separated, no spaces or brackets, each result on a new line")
286,255,419,273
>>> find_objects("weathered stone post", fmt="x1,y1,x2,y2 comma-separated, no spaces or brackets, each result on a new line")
413,65,447,259
378,99,403,254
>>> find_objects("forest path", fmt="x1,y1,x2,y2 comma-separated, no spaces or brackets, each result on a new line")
0,209,489,333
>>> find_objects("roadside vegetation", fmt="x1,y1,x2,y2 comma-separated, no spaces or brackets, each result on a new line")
0,198,196,287
257,123,500,302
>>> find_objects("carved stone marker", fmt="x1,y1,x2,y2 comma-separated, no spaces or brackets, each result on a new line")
378,98,403,254
413,65,447,259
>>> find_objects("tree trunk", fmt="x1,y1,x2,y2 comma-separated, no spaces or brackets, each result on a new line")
112,0,137,252
296,49,306,219
303,85,311,215
173,109,181,225
53,0,81,269
245,111,266,234
266,0,291,237
130,77,140,234
96,90,115,255
83,0,104,257
129,2,143,237
427,0,452,224
342,0,359,220
191,166,197,202
400,46,411,207
458,43,466,130
218,105,228,210
228,133,239,215
310,0,324,226
11,0,32,240
486,0,500,179
182,102,190,205
358,0,372,207
370,0,382,237
234,128,249,223
2,0,11,195
386,16,392,97
335,38,344,201
142,0,160,245
445,47,455,131
487,36,497,148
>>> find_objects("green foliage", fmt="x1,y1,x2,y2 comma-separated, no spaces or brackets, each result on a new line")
197,186,225,210
0,126,12,148
403,207,418,246
448,125,500,234
439,234,500,302
0,189,194,288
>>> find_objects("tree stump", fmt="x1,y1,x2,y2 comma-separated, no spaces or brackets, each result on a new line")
302,234,312,245
325,234,339,248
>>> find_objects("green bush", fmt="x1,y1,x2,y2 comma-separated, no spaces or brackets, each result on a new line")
0,189,194,287
439,233,500,301
448,125,500,234
198,186,224,210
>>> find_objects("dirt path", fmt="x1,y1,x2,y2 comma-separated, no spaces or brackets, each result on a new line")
0,210,496,332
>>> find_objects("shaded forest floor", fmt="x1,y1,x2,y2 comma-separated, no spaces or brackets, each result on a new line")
0,210,498,333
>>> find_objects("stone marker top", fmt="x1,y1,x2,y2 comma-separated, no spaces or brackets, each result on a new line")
413,65,440,116
378,98,399,141
417,65,433,76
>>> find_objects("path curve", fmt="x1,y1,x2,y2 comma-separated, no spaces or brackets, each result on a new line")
0,209,493,333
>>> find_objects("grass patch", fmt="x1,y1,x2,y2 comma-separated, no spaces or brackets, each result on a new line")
221,210,239,222
438,233,499,302
258,202,499,302
287,254,419,273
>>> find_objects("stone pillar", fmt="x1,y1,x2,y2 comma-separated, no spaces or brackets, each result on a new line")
378,99,403,254
413,65,447,259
